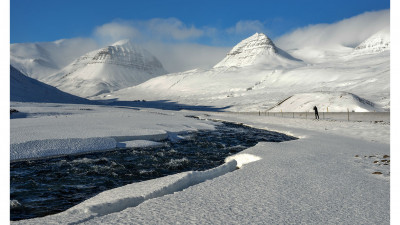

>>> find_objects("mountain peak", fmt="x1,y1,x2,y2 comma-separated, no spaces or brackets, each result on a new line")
214,33,301,68
44,41,167,98
71,40,166,74
354,28,390,53
226,33,277,57
111,39,131,46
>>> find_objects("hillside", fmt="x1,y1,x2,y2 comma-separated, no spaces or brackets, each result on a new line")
10,66,90,104
268,92,380,112
10,39,98,80
214,33,302,68
43,40,167,98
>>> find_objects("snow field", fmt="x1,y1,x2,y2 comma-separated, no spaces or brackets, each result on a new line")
10,104,390,224
268,91,381,112
75,132,388,224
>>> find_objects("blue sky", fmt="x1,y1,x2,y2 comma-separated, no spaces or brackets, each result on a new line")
11,0,389,45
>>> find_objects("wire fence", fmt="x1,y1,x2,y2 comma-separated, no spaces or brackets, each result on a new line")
221,111,390,123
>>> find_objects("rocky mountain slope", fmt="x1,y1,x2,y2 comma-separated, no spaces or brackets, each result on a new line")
214,33,302,68
43,40,167,98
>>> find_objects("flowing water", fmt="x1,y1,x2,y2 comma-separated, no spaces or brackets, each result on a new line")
10,121,297,221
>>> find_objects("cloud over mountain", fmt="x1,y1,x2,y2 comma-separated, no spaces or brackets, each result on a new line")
275,9,390,49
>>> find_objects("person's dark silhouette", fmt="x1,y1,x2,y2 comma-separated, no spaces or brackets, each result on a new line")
313,106,319,120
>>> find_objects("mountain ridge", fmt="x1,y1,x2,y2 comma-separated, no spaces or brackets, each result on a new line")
43,40,167,98
354,27,390,53
214,33,302,68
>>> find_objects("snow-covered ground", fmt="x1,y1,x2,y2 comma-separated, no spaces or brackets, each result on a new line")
10,102,389,224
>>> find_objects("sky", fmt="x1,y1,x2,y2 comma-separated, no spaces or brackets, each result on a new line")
9,0,391,72
11,0,389,45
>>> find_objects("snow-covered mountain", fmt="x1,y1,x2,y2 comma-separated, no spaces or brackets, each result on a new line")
43,40,167,98
354,27,390,53
10,66,90,104
95,32,389,112
10,39,98,80
214,33,302,68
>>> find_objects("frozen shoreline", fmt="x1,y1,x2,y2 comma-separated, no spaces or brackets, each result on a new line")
10,103,390,224
10,102,219,161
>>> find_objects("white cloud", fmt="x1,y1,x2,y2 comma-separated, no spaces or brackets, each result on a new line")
91,18,230,72
227,20,266,35
143,42,230,73
275,10,390,49
94,22,140,44
145,18,204,40
61,10,390,73
93,18,206,44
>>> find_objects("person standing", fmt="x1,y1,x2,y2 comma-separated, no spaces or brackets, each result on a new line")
313,106,319,120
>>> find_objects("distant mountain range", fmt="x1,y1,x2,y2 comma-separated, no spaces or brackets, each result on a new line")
10,28,390,112
11,39,167,98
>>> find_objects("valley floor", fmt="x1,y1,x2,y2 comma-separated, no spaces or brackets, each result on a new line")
10,102,390,224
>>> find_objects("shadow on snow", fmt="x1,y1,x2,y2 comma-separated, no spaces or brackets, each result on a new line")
100,99,231,112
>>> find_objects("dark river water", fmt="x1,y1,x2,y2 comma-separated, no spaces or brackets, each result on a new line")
10,121,297,221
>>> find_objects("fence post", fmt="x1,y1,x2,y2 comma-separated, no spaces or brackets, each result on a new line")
347,108,349,121
323,112,324,119
259,111,260,116
293,112,294,118
306,111,307,119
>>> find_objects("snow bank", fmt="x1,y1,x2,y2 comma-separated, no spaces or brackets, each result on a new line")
116,140,164,148
10,103,218,161
10,137,116,161
225,153,261,168
12,159,238,224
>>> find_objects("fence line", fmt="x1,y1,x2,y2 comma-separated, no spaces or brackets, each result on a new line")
219,111,390,123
